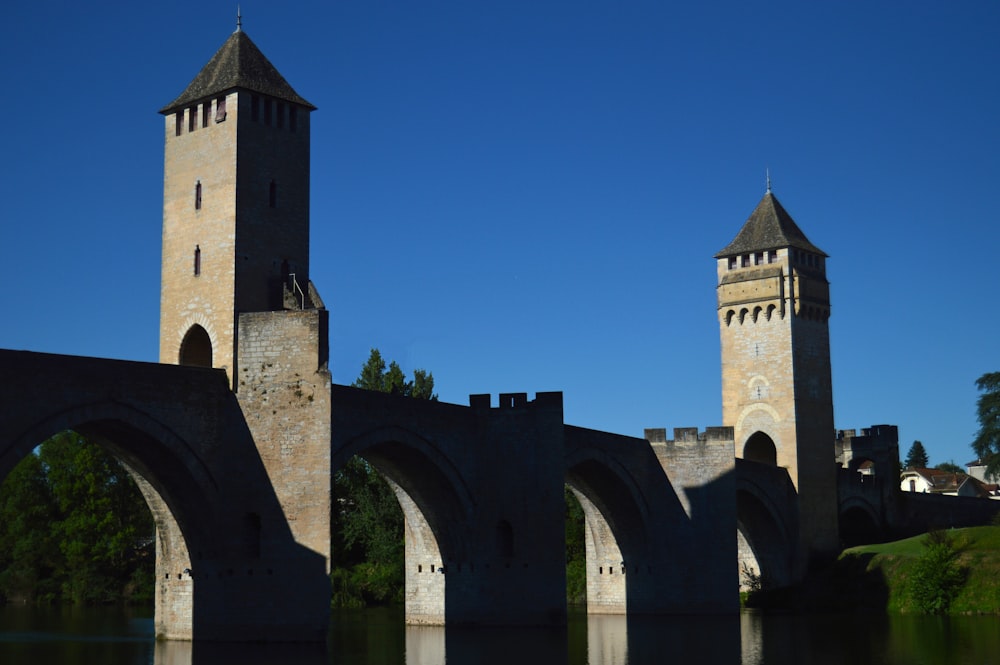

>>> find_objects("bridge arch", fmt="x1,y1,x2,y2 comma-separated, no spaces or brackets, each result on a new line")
566,446,654,614
735,462,798,591
0,399,239,640
333,425,477,624
839,496,883,546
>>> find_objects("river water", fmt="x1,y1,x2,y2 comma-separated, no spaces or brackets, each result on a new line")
1,604,999,664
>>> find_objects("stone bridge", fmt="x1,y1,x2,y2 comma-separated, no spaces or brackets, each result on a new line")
2,349,746,641
0,350,329,641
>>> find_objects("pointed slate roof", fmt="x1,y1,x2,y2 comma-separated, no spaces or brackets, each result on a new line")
160,30,315,114
715,191,826,258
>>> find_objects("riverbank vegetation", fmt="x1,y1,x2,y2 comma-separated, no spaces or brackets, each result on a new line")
745,526,1000,614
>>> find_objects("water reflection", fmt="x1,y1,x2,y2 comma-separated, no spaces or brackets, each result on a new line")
6,605,1000,664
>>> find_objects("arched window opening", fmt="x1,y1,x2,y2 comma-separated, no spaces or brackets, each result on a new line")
496,520,514,559
744,432,777,466
179,324,212,367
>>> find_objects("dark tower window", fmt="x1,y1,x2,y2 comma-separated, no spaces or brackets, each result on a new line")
188,106,197,132
202,103,210,128
251,95,259,121
289,106,297,132
269,180,277,208
744,432,777,466
194,245,201,276
195,181,202,210
264,98,272,125
175,112,183,136
179,324,212,367
276,101,285,129
728,256,737,270
768,250,777,263
215,96,227,122
496,520,514,559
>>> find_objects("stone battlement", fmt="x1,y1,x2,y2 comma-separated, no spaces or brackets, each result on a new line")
644,426,734,445
468,391,563,410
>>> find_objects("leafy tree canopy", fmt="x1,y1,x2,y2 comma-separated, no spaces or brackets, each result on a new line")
333,348,436,606
973,372,1000,479
0,431,153,604
352,348,437,400
904,440,929,469
934,461,963,474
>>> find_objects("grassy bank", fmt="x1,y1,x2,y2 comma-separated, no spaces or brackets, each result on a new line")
746,526,1000,614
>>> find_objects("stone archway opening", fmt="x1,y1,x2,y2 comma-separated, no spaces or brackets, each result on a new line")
179,325,212,367
0,430,156,605
744,432,777,466
736,489,791,594
566,458,650,616
333,439,471,626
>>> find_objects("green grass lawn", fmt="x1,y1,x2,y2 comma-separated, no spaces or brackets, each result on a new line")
839,526,1000,614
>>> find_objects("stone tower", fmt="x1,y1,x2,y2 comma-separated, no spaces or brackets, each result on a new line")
154,26,333,636
159,25,317,376
716,188,838,558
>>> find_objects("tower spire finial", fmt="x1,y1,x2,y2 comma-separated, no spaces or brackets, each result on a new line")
236,5,243,32
766,167,772,194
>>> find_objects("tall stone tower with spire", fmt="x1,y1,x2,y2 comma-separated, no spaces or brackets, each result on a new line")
159,22,318,376
155,23,332,635
716,187,839,560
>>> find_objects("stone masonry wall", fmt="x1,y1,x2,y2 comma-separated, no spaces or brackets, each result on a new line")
236,309,331,566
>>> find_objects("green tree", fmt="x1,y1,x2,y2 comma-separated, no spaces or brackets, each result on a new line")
331,349,437,606
972,372,1000,479
934,461,963,474
0,431,153,604
0,451,59,602
351,348,437,400
904,440,929,469
908,529,965,613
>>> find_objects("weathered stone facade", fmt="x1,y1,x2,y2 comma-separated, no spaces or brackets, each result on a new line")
716,192,839,565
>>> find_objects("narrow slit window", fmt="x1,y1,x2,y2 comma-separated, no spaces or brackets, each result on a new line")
289,106,297,132
194,245,201,276
276,102,285,129
264,98,271,125
175,112,183,136
188,106,197,132
251,95,259,122
269,180,277,208
202,103,210,128
215,96,227,122
195,181,202,210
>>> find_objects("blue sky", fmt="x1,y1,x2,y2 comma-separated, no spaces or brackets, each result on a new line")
1,1,998,468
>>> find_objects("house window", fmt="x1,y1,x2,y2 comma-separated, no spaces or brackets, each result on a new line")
188,106,197,132
251,95,259,121
202,103,210,128
194,245,201,276
175,112,183,136
195,181,202,210
215,96,227,122
269,180,277,208
289,106,297,132
909,479,916,492
276,101,285,129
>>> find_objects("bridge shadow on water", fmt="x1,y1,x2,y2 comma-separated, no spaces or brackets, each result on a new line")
150,609,744,664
